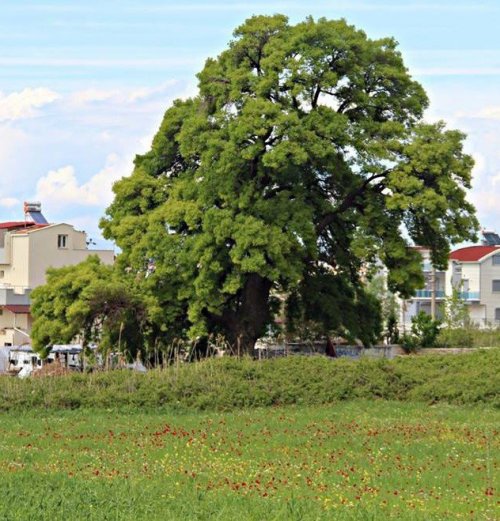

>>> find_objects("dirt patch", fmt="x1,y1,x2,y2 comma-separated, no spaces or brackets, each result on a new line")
32,361,72,378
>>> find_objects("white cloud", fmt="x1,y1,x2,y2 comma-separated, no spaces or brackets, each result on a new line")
69,88,119,104
475,106,500,120
469,189,500,214
0,125,26,163
466,146,500,230
0,125,31,197
69,81,179,106
491,172,500,185
471,153,487,182
0,88,59,122
0,197,20,208
35,154,133,209
127,81,179,102
0,80,190,233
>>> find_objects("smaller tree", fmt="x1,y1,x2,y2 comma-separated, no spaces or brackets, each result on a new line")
31,256,147,360
442,286,470,329
410,311,441,348
366,273,400,344
386,309,400,345
434,285,474,348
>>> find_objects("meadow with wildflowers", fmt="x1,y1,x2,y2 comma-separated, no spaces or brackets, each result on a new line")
0,401,497,520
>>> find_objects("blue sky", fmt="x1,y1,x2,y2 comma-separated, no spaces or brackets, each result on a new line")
1,0,499,247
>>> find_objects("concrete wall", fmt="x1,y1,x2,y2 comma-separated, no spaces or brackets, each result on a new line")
0,288,30,305
0,230,12,265
3,235,30,289
461,263,481,293
0,309,30,347
0,347,9,371
479,253,500,324
469,303,486,324
27,224,114,287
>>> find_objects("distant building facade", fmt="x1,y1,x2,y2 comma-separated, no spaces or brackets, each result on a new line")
0,203,114,347
402,243,500,329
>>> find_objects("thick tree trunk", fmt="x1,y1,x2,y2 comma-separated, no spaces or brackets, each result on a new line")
213,273,272,356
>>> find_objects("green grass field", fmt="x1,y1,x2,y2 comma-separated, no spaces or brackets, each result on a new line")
0,401,497,520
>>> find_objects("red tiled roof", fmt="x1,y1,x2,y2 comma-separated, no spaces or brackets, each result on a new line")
450,245,500,262
3,305,30,314
11,224,50,233
0,221,35,230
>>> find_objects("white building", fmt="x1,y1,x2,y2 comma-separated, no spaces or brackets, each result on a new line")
402,244,500,329
0,203,114,347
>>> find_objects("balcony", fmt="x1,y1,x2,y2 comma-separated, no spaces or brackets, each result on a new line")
413,290,480,301
0,286,30,306
459,291,480,301
414,290,446,299
422,262,446,273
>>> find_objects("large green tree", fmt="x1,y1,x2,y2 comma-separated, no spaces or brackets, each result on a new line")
101,15,478,354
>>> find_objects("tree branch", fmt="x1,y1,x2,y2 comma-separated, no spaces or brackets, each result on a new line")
312,85,321,109
316,171,389,234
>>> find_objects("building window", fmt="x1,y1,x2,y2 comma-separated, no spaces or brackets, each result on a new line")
0,270,3,278
493,254,500,265
492,280,500,292
57,234,68,248
495,308,500,321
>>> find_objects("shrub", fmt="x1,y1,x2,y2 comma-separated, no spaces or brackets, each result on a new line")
471,328,500,347
435,328,475,348
411,311,441,347
0,349,498,411
400,333,420,353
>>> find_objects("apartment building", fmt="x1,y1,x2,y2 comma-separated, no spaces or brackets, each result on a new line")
0,203,114,347
402,241,500,329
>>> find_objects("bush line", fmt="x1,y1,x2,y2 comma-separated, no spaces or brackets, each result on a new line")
1,349,498,412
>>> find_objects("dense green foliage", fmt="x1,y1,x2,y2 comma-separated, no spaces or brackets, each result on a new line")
435,328,476,348
436,326,500,348
30,257,147,358
95,14,477,353
0,349,498,411
0,402,497,520
408,311,442,349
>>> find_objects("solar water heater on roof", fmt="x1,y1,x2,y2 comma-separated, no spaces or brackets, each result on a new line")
23,202,48,224
482,231,500,246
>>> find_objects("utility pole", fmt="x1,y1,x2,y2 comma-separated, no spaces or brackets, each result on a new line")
430,267,436,320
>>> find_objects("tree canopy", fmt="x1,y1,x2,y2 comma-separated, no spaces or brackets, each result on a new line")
94,15,477,354
30,256,147,359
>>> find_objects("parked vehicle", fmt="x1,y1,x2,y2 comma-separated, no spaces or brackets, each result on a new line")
6,344,90,378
